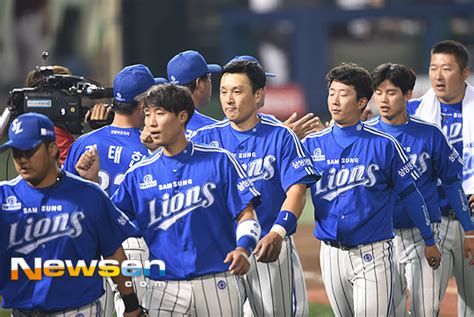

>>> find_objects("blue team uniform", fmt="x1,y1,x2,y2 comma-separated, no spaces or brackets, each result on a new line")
186,110,218,137
63,126,149,196
191,116,319,235
112,141,260,280
0,173,137,310
408,99,464,216
302,122,421,246
366,115,463,229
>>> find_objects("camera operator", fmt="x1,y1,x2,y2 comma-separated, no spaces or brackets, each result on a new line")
24,65,112,164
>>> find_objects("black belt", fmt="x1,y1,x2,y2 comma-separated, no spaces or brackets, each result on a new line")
323,240,362,251
441,209,458,220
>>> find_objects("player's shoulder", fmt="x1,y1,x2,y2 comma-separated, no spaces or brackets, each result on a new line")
258,113,281,123
190,120,231,138
0,175,23,189
61,171,110,198
408,115,446,138
259,115,298,138
406,97,423,115
302,126,332,144
363,116,380,126
192,141,235,161
74,126,109,143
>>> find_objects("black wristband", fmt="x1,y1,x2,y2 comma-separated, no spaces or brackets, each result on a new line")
122,293,140,313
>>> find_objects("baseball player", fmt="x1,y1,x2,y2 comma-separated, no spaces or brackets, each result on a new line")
165,50,222,137
81,83,259,316
191,60,319,317
302,63,441,317
367,62,473,316
225,55,321,140
407,40,474,316
0,113,143,316
64,64,165,315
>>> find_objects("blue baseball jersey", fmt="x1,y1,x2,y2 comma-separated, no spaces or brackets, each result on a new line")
302,123,420,246
186,110,218,138
191,116,319,236
0,173,137,310
408,99,464,212
63,126,149,196
112,141,261,280
366,116,463,229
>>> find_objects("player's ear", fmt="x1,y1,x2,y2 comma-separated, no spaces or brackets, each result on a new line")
47,142,59,160
357,97,368,112
462,66,470,81
177,110,188,124
254,88,264,105
404,89,413,101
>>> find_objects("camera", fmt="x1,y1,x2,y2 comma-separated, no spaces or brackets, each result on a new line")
6,63,113,135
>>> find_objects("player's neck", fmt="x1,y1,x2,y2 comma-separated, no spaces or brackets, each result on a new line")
380,110,408,125
163,135,188,157
230,114,260,132
27,166,61,189
111,113,140,129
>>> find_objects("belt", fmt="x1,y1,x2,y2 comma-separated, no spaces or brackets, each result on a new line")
323,240,363,251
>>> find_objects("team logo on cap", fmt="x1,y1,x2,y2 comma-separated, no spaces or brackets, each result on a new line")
2,196,21,211
11,119,23,135
170,75,178,84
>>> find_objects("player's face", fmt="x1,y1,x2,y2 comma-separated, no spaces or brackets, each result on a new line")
374,80,411,122
12,142,58,186
220,73,261,125
429,53,469,104
144,105,187,147
328,81,367,127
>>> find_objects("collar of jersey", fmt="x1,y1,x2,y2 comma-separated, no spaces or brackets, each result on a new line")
161,141,194,164
331,122,363,148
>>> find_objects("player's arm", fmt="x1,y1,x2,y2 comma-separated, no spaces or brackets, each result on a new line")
254,183,306,263
106,246,146,316
224,202,260,275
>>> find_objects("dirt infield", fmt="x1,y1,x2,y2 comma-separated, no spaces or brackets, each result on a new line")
293,224,459,317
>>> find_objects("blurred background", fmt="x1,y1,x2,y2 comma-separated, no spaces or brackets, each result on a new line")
1,0,473,122
0,1,473,315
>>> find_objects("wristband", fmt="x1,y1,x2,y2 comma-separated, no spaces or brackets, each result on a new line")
122,293,140,313
236,219,261,254
272,210,298,236
423,235,435,246
270,224,287,238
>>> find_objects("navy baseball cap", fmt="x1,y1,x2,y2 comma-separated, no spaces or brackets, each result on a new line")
0,113,56,152
227,55,276,77
114,64,166,103
167,50,222,85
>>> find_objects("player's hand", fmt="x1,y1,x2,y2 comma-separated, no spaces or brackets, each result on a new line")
75,145,100,183
224,247,250,275
283,112,322,139
140,126,160,152
254,232,284,263
468,195,474,211
464,229,474,265
85,103,112,122
424,245,441,270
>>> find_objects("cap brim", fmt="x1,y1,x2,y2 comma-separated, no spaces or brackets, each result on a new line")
0,140,13,153
207,64,222,73
265,72,276,77
154,77,168,85
0,139,43,153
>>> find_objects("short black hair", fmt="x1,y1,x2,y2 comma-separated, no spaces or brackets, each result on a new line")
112,100,138,115
431,40,470,71
138,84,195,126
182,73,210,93
326,63,373,101
222,61,266,93
371,63,416,95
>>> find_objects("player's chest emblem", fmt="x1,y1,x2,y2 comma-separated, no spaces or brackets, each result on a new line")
311,148,325,162
148,182,217,230
240,155,276,182
316,164,380,201
8,211,86,254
